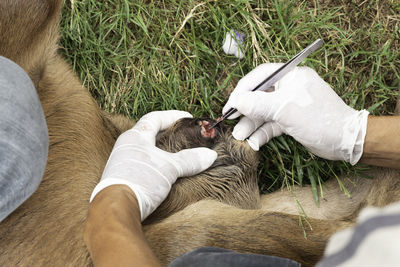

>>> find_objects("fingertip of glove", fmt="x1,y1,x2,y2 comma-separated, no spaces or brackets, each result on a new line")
246,138,260,151
168,110,193,119
232,126,246,141
181,147,217,163
222,103,231,115
191,148,218,170
200,147,218,161
222,101,240,118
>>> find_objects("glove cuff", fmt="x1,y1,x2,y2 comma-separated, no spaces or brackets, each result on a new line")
89,178,150,221
348,109,369,165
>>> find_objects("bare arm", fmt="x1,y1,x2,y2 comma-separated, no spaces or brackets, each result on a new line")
84,185,161,267
84,111,216,266
360,115,400,169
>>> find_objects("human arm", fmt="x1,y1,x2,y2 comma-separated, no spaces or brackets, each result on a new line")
360,115,400,169
223,63,400,169
84,185,161,267
84,110,218,266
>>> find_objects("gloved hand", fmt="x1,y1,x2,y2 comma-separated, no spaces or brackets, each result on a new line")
223,63,369,165
90,110,218,221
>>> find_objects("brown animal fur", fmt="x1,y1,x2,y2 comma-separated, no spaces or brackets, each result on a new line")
0,1,399,267
396,83,400,115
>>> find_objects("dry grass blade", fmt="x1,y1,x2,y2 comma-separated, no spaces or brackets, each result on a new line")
169,2,206,46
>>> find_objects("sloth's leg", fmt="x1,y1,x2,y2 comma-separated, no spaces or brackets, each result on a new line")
144,199,351,267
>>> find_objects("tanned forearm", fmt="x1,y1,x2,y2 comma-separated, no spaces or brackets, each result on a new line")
360,115,400,169
84,185,161,267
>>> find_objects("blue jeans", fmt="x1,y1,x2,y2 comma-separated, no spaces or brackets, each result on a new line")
0,56,48,222
169,247,301,267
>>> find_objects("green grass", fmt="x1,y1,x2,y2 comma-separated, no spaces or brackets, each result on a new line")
60,0,400,201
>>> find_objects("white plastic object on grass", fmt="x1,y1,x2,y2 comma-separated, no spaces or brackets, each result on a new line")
222,30,245,59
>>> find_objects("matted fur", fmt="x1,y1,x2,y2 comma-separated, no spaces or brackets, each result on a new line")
0,1,399,267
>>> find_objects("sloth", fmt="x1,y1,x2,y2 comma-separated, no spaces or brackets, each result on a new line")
0,1,399,267
148,118,260,224
0,104,262,266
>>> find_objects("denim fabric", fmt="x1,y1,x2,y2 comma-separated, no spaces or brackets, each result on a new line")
169,247,301,267
0,56,48,222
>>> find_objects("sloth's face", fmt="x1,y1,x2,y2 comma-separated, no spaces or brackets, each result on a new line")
156,117,229,152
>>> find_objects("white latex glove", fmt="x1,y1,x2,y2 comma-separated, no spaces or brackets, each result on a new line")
90,110,218,221
223,63,369,165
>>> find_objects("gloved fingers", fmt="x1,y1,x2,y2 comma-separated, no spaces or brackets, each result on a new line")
229,90,281,122
223,109,242,120
171,147,218,178
222,63,284,119
232,116,265,141
136,110,193,132
127,110,193,144
222,99,241,120
246,121,283,151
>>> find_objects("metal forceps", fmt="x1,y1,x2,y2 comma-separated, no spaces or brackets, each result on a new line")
209,38,324,129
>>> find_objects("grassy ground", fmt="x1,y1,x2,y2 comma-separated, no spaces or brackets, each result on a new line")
60,0,400,202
